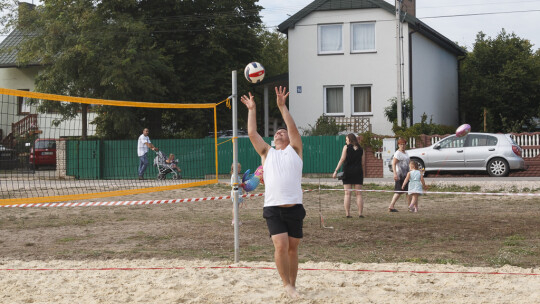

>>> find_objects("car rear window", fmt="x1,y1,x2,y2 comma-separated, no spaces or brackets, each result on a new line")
35,140,56,149
468,135,497,147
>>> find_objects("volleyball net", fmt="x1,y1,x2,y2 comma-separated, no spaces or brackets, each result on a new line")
0,88,226,205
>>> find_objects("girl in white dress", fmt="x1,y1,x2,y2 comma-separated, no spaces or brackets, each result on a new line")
402,161,427,212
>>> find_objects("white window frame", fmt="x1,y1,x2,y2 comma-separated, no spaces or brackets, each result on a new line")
323,85,344,116
17,89,31,115
351,85,373,115
350,22,376,53
318,23,344,55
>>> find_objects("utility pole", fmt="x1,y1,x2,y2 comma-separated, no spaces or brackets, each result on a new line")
396,0,403,127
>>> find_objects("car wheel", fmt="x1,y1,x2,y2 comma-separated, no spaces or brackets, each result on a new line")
487,158,509,177
410,158,424,169
410,158,428,177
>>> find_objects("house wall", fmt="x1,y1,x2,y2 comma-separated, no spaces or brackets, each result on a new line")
0,67,38,138
410,33,459,126
287,9,410,136
0,66,38,89
0,66,97,139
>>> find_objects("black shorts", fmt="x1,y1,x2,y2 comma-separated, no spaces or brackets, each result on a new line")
263,204,306,239
394,177,408,193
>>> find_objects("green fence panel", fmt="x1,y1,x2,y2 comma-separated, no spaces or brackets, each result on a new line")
151,138,216,180
66,136,347,179
216,137,273,175
301,135,346,173
66,140,101,179
101,140,138,179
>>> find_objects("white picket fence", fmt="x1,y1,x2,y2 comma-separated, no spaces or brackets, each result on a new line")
510,133,540,158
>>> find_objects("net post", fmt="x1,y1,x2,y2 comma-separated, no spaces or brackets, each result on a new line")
232,70,240,263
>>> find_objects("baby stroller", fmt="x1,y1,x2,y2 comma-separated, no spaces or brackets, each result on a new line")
153,150,181,180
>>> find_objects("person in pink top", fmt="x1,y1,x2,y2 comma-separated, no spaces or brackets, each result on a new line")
240,86,304,299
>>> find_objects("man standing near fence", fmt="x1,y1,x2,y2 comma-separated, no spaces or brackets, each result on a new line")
137,128,158,180
240,86,305,299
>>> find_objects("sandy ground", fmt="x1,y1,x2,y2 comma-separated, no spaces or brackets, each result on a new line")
1,179,539,303
1,259,539,303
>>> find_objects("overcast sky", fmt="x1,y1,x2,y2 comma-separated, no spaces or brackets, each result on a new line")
258,0,540,51
5,1,539,51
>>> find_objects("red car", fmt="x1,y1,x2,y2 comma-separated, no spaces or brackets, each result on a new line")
29,138,56,170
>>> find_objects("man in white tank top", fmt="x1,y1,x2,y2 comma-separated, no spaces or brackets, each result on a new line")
240,86,304,299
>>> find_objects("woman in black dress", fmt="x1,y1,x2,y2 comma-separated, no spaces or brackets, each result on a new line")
333,133,366,218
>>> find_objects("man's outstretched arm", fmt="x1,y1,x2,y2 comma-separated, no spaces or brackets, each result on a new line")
240,92,270,159
276,86,302,159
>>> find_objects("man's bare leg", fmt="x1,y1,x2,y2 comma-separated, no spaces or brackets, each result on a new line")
288,236,301,287
271,233,300,298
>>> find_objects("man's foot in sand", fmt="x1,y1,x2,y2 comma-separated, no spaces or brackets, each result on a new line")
284,284,300,299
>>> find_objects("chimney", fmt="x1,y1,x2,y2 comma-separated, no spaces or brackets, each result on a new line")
18,2,36,26
401,0,416,17
18,2,36,15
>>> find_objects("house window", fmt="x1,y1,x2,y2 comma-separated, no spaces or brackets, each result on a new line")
318,24,343,54
352,85,372,115
351,22,375,53
324,86,344,115
17,89,30,115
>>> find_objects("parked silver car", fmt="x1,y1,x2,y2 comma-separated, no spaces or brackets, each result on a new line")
406,133,526,177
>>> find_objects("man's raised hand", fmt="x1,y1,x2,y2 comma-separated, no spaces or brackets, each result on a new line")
240,92,256,110
275,86,289,107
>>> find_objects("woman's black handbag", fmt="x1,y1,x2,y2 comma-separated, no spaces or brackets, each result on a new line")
337,172,345,180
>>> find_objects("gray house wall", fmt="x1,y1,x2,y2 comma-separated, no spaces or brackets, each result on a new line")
411,33,459,127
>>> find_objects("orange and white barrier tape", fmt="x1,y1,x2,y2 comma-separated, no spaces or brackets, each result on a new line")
0,189,316,208
2,188,536,208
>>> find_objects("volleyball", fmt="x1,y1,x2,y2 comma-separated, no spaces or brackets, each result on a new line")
244,62,265,83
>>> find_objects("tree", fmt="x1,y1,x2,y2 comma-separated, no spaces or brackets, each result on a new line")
13,0,174,139
138,0,264,138
383,97,413,130
257,28,288,77
460,30,540,132
2,0,265,139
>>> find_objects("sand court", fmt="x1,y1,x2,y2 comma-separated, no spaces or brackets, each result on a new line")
1,259,539,303
1,179,539,303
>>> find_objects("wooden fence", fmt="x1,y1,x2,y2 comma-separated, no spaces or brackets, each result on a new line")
332,117,371,133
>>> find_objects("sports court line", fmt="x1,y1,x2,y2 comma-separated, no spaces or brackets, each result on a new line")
0,265,538,276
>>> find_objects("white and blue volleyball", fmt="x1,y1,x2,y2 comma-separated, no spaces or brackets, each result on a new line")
244,62,265,83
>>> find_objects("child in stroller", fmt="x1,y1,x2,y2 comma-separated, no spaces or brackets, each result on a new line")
153,151,182,180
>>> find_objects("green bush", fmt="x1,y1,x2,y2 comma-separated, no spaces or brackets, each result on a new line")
301,115,345,136
393,113,454,144
358,131,383,152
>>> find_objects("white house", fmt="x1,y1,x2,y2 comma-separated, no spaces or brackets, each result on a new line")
278,0,466,135
0,28,96,145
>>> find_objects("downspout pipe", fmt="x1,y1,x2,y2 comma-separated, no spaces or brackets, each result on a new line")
409,28,417,125
457,55,466,124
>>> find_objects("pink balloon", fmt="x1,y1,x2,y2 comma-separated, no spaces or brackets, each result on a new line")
456,124,471,137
